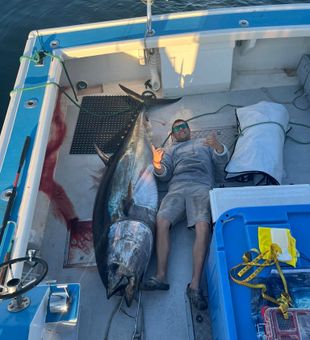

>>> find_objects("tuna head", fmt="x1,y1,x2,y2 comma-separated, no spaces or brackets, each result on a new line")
106,219,153,306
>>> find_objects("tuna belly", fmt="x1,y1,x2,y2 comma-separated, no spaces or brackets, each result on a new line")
107,220,153,306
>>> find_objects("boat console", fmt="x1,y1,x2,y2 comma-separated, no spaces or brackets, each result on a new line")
0,251,80,340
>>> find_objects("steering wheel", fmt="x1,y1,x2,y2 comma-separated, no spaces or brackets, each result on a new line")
0,255,48,299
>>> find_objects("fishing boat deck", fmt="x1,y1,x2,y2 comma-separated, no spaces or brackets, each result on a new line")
0,4,310,340
30,80,310,339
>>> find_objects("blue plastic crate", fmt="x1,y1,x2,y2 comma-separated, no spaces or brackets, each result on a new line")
205,204,310,340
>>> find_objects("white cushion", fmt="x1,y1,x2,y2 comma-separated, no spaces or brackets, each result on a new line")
225,101,289,184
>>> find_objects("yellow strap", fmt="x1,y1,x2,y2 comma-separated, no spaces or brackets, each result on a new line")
237,248,275,280
230,243,292,319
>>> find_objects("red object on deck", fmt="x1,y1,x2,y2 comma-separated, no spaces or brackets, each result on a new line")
264,307,310,339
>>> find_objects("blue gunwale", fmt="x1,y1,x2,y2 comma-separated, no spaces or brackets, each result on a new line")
1,5,310,260
37,8,310,50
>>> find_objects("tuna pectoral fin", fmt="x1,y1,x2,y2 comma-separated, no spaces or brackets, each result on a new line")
94,144,110,165
122,198,134,217
122,181,134,216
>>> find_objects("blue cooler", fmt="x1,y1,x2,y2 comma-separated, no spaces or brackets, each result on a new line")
205,204,310,340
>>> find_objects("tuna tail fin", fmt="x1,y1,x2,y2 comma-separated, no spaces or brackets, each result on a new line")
119,83,182,107
94,144,110,165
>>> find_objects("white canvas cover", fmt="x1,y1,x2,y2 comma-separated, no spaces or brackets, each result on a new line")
225,101,289,184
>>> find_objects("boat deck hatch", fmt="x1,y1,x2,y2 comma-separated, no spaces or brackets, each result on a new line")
70,96,143,154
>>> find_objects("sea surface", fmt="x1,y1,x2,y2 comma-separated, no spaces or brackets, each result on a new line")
1,0,310,129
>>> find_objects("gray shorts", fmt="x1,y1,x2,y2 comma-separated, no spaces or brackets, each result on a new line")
157,182,211,227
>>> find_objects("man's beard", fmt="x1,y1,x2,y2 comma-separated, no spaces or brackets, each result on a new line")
176,134,190,142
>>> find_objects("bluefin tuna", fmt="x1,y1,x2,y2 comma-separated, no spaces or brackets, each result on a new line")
92,111,158,306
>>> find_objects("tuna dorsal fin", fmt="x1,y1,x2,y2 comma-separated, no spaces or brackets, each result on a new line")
94,144,110,165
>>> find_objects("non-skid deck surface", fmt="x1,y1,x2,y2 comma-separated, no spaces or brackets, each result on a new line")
70,96,143,154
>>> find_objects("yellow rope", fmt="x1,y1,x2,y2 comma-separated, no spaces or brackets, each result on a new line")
230,243,292,319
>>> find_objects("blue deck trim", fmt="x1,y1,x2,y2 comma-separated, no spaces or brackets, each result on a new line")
38,9,310,51
0,6,310,258
0,42,51,256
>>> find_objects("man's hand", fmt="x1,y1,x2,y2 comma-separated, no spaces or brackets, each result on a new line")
151,144,164,170
205,131,224,154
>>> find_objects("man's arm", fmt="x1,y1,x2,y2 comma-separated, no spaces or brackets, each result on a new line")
204,132,229,163
152,145,165,174
205,131,224,153
151,145,173,181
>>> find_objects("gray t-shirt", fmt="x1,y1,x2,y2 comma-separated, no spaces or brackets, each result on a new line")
155,138,229,188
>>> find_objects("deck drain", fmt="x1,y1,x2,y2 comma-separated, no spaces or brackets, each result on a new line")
25,99,38,108
50,40,60,49
1,188,12,201
239,19,249,27
76,81,88,90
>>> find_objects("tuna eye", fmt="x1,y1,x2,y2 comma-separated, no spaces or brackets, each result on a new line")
110,263,119,271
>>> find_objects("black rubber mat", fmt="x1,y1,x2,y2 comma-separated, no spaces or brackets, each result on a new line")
70,96,143,154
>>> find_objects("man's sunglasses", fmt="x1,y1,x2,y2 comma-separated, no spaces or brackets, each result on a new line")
172,122,189,133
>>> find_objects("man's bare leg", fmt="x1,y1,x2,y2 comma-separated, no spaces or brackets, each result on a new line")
190,221,210,290
155,217,171,282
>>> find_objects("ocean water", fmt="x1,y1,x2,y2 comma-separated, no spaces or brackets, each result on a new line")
1,0,310,128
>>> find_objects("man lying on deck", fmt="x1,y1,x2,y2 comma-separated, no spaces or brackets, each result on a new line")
143,119,229,310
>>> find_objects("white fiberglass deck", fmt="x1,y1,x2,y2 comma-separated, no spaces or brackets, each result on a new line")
31,82,310,340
